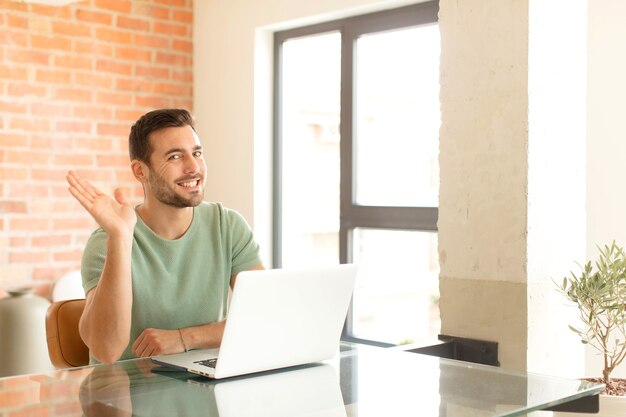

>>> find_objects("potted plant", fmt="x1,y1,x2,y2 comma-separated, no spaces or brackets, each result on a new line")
556,241,626,416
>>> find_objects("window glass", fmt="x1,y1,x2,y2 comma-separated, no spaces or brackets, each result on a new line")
280,32,341,268
275,3,440,346
352,228,440,345
354,25,440,207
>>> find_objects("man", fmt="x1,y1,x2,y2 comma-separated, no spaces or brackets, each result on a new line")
67,109,263,364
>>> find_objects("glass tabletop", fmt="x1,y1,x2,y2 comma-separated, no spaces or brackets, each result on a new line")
0,343,604,417
340,344,604,417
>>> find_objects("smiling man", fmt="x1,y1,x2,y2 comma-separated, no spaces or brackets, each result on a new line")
67,109,264,364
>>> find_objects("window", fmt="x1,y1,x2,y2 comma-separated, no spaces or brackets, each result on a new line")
274,2,440,346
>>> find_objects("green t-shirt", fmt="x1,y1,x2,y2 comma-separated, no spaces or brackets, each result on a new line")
81,202,263,362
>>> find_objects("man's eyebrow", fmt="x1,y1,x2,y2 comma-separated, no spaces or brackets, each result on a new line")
163,145,202,156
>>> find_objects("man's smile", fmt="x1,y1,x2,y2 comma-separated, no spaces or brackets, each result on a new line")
176,176,202,190
178,179,200,188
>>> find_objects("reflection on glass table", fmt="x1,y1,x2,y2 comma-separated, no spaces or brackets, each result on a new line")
79,360,344,417
0,343,604,417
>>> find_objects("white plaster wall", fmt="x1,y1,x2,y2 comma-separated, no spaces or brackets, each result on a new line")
527,0,587,287
587,0,626,254
526,0,587,377
586,0,626,379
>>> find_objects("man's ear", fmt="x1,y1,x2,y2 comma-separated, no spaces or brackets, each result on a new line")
131,160,149,183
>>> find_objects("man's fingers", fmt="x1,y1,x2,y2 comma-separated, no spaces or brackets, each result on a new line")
133,329,182,357
67,170,103,200
68,186,93,211
73,172,102,200
67,171,122,219
132,332,145,354
133,330,157,357
135,342,149,357
66,173,91,200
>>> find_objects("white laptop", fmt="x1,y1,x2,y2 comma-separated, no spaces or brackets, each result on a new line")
151,264,357,379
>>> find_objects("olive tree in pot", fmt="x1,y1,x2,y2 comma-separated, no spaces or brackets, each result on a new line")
556,242,626,416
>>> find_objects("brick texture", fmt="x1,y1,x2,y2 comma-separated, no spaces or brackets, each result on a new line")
0,0,193,298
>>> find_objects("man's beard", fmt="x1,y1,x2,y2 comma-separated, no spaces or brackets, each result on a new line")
148,171,204,208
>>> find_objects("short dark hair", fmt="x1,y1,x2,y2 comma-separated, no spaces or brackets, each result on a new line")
129,109,195,164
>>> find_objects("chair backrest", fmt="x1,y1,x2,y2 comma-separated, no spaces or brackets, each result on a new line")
45,299,89,368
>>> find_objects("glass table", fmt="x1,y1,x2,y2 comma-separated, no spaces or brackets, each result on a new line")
0,343,604,417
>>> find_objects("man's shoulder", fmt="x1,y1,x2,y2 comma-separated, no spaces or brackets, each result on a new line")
195,201,242,219
85,227,107,245
196,200,222,211
195,201,223,219
194,202,250,234
83,227,108,257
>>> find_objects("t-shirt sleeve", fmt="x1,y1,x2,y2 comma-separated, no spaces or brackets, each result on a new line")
225,208,263,275
81,229,108,295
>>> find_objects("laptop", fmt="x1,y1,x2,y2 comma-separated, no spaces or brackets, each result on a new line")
152,264,357,379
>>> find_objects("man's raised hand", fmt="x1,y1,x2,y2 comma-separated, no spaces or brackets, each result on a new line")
66,170,137,238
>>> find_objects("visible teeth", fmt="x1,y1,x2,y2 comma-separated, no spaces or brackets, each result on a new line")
181,181,197,187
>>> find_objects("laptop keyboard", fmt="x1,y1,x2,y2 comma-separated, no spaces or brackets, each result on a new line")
194,358,218,369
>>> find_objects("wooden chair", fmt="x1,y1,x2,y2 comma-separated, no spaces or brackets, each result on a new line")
45,299,89,368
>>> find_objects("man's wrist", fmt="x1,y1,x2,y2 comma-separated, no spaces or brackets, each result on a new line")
178,328,188,352
107,229,134,244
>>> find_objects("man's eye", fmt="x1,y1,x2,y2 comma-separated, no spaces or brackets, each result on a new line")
193,151,202,157
169,154,181,160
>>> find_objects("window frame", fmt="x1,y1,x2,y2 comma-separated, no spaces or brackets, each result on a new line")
273,1,440,346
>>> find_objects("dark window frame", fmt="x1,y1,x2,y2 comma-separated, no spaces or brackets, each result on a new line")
273,1,439,346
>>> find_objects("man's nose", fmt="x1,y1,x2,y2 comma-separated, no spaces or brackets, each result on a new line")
183,156,200,174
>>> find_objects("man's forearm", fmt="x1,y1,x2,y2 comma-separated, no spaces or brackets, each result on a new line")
179,321,226,351
80,234,134,364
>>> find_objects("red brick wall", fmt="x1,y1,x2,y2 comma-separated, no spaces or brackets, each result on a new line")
0,0,193,298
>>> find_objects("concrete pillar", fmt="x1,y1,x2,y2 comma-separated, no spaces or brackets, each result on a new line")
438,0,586,376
